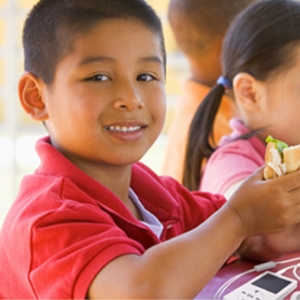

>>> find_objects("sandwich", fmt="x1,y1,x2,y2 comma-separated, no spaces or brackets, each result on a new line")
264,135,300,179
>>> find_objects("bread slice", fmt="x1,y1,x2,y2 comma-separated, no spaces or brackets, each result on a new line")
283,144,300,173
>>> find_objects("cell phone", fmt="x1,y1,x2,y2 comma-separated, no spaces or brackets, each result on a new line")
223,271,297,300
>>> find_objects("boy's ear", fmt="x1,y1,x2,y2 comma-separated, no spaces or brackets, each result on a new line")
233,72,264,112
18,72,49,121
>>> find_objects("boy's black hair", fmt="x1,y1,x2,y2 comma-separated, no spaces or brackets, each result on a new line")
183,0,300,191
23,0,166,85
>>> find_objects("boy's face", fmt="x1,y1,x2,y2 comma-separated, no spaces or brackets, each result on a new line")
39,19,166,168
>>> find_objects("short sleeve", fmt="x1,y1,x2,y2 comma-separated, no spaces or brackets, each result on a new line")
200,139,264,195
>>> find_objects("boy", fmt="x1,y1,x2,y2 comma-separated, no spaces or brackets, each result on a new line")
1,0,300,298
162,0,257,182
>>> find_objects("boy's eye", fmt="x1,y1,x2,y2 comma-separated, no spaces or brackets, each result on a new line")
86,74,109,82
137,74,155,82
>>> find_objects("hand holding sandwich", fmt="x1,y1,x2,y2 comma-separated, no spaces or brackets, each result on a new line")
225,137,300,259
226,165,300,238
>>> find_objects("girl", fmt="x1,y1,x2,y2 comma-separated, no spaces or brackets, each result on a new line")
184,0,300,199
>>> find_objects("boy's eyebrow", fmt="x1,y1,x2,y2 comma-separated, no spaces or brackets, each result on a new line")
77,55,164,67
78,56,114,67
139,56,164,66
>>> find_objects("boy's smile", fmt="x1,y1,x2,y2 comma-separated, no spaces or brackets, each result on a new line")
35,19,166,178
104,123,146,142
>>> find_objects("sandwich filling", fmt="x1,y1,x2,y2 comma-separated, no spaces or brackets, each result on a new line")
265,135,288,177
267,148,287,177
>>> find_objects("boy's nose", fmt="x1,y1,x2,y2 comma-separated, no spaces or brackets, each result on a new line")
113,82,144,111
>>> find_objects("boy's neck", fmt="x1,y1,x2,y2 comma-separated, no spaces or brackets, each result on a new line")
99,168,143,220
72,159,133,205
90,164,142,219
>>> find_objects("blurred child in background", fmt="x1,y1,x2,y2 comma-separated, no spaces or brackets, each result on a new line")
162,0,257,182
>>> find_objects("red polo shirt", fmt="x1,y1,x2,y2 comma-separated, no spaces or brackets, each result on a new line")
0,136,225,299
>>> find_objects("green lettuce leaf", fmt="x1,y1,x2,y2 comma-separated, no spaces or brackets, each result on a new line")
266,135,288,153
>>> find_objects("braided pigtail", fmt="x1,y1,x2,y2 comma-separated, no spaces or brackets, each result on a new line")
182,77,231,190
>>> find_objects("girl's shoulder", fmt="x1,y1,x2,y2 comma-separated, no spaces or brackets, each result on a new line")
200,127,266,195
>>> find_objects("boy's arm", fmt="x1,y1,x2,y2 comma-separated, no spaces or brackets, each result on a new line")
88,203,245,299
88,168,300,299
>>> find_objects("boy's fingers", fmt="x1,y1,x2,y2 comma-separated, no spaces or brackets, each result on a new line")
250,165,300,192
251,165,265,179
271,169,300,192
242,165,264,181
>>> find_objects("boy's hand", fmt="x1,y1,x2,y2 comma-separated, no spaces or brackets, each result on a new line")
226,166,300,237
261,222,300,254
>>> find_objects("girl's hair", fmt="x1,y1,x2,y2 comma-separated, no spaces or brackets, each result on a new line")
23,0,166,85
183,0,300,191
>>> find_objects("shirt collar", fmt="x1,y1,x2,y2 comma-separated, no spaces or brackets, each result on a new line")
35,136,180,223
